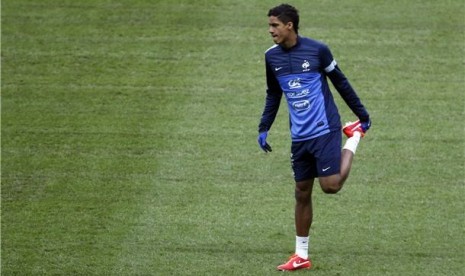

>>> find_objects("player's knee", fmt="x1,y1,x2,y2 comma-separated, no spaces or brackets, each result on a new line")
319,176,343,194
295,187,311,202
321,183,341,194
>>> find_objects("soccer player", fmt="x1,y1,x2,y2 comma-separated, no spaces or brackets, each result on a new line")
257,4,371,271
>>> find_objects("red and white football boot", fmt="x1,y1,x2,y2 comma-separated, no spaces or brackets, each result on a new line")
277,254,312,271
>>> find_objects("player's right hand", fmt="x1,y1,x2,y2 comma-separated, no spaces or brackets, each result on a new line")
361,119,371,132
258,131,272,152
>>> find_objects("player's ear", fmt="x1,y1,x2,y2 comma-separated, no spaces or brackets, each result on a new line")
286,21,294,32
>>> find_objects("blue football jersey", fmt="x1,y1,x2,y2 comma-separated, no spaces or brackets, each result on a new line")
260,36,368,142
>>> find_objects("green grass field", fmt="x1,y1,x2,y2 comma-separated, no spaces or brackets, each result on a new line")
2,0,464,275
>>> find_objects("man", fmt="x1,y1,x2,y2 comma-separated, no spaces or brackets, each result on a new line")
257,4,371,271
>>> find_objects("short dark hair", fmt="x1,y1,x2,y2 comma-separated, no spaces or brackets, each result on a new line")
268,4,299,34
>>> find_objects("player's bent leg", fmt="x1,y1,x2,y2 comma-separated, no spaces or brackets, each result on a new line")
319,149,355,193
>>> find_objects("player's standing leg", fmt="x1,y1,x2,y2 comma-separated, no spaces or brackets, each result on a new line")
277,179,314,271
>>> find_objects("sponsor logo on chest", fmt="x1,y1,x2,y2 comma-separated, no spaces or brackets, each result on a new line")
292,100,310,111
288,78,302,89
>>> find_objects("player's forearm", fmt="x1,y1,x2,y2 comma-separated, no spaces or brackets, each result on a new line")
327,67,369,121
258,91,281,132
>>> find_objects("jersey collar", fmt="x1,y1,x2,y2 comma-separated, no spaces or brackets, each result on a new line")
279,35,301,51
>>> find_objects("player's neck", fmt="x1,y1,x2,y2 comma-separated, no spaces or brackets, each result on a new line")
280,33,298,49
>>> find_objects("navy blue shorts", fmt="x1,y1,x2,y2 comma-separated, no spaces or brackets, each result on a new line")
291,131,342,181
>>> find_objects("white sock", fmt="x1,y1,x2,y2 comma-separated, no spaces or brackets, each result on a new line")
295,236,309,259
343,131,361,154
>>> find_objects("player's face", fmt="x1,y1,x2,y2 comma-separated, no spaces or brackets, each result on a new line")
268,16,293,45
